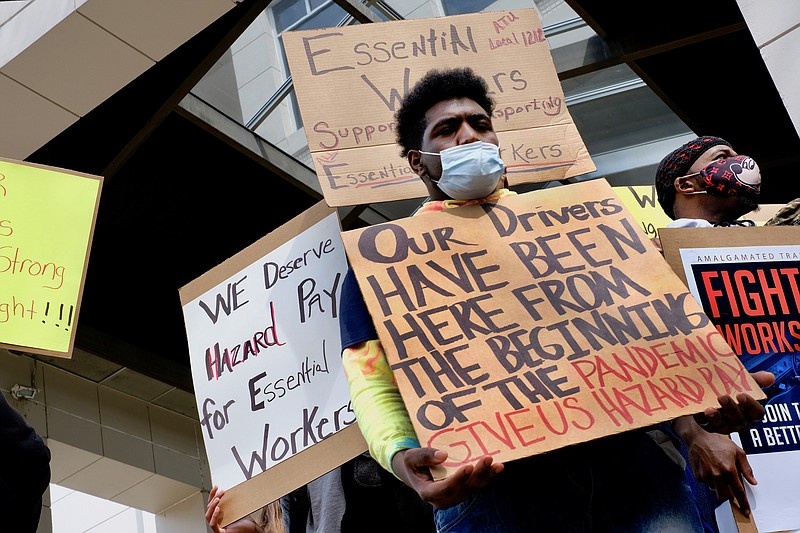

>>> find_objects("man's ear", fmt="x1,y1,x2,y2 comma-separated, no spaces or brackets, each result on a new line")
408,150,424,176
675,175,701,193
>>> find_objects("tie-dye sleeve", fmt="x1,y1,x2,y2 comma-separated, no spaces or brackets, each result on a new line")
342,339,420,474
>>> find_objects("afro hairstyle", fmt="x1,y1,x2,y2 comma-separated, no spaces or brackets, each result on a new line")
394,67,495,157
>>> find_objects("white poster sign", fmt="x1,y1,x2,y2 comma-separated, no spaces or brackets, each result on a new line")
679,244,800,533
181,208,354,490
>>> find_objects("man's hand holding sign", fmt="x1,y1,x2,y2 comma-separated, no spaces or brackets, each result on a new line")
695,370,774,433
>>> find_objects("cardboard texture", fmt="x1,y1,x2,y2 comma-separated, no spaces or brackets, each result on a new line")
659,227,800,286
732,505,759,533
660,227,800,533
220,424,366,528
0,157,102,357
284,8,595,206
342,179,765,478
180,202,367,526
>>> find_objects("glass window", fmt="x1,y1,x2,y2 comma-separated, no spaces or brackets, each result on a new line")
441,0,495,15
269,0,350,128
292,2,345,31
272,0,346,35
273,0,308,33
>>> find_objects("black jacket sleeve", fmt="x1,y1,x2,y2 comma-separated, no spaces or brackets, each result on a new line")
0,391,51,533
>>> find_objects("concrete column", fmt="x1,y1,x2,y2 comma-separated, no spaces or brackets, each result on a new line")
155,491,212,533
36,486,53,533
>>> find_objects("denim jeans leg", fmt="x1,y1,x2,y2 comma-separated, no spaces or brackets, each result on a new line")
434,431,703,533
434,448,593,533
592,432,704,533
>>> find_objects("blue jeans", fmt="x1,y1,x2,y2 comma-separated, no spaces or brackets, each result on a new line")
434,431,702,533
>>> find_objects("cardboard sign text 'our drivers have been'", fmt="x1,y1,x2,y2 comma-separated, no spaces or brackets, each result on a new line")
342,180,765,477
283,8,595,206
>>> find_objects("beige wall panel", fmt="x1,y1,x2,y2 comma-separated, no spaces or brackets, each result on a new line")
1,14,153,116
149,405,201,456
43,365,100,423
47,409,103,454
98,387,152,440
61,456,153,500
738,0,800,47
48,439,101,484
101,427,156,472
112,474,198,514
77,0,235,61
153,444,206,488
0,74,77,159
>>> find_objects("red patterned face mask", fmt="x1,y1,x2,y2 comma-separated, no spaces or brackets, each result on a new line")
698,155,761,198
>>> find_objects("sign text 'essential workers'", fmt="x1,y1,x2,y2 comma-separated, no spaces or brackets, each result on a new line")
284,8,594,206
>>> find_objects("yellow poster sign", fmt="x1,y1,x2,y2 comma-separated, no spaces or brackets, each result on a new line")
0,158,102,357
612,185,672,239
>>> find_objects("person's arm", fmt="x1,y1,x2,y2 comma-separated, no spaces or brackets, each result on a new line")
342,340,419,472
340,267,502,508
343,340,502,509
673,415,755,515
670,371,776,516
0,391,51,532
339,267,419,473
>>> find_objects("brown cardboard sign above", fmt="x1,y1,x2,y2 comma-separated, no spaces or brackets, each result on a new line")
341,179,765,477
284,8,595,207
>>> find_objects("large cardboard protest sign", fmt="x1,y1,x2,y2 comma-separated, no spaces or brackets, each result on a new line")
0,157,102,357
284,8,595,206
180,202,366,525
342,179,765,477
661,227,800,533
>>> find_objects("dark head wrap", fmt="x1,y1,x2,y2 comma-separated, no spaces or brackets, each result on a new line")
655,136,732,219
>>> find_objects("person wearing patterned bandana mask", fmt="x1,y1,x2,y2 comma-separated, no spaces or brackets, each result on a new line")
654,137,764,531
655,136,761,228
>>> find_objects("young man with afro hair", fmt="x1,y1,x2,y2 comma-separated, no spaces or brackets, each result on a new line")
340,68,771,532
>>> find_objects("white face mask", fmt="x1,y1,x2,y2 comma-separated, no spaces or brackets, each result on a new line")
419,141,505,200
